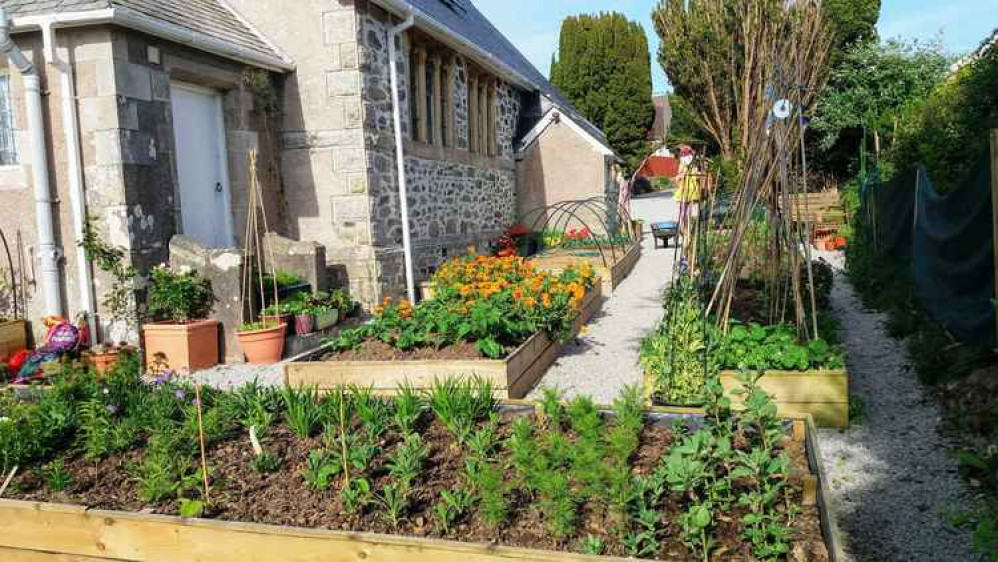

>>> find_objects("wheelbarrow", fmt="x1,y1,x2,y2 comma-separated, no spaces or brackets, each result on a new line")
651,221,679,249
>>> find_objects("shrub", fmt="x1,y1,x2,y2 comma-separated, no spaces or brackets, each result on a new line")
146,265,216,323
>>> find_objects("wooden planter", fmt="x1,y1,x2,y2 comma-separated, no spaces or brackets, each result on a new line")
531,241,641,294
0,411,841,562
0,319,28,359
720,369,850,428
285,283,603,398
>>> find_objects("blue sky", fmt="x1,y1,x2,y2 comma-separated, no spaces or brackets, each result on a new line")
475,0,997,94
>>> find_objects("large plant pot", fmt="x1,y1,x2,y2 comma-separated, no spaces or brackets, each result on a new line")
237,323,287,364
142,319,220,374
294,314,316,336
314,309,340,331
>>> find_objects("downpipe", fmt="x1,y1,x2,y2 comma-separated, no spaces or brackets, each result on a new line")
0,8,63,317
387,13,416,303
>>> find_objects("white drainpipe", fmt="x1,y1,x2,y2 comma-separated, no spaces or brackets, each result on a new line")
388,14,416,303
0,8,63,317
41,21,97,338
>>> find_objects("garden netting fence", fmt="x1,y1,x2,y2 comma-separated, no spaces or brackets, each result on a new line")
860,151,996,347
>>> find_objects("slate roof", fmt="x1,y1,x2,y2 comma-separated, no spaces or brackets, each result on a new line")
4,0,283,64
402,0,613,152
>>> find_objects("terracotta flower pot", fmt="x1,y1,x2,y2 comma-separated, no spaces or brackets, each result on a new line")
84,349,123,376
142,319,220,374
294,314,316,336
236,323,287,364
261,313,292,329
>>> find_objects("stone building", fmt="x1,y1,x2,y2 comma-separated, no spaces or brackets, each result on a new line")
0,0,619,349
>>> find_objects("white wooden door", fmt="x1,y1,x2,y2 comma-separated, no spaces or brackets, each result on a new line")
170,83,234,249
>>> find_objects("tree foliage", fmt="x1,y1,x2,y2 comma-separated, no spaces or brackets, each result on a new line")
893,42,998,193
550,13,655,172
823,0,881,52
812,39,949,154
653,0,832,166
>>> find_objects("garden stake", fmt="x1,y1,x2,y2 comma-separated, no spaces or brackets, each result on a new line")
194,383,211,505
0,465,18,498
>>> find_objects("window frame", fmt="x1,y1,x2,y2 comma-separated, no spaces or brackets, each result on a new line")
0,71,19,167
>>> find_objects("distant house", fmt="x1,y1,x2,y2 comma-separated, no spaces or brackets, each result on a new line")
0,0,619,347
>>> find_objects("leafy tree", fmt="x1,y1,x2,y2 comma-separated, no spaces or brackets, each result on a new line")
824,0,881,53
894,42,998,193
550,13,655,173
654,0,832,167
812,39,949,161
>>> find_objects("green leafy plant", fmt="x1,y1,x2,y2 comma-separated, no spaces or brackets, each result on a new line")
387,433,427,488
428,378,494,443
432,488,475,534
146,264,217,323
340,477,373,516
42,459,72,491
250,451,281,474
392,383,424,435
579,534,605,555
376,482,410,529
465,459,509,529
640,278,711,405
301,449,341,491
281,386,321,439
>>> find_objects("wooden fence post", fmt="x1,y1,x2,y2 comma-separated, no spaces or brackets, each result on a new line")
990,129,998,340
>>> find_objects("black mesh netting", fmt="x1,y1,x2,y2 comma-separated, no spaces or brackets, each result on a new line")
862,153,995,347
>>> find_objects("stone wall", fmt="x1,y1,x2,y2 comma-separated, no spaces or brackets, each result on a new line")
356,1,521,295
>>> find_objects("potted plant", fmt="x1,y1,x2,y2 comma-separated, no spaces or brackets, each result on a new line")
289,298,315,337
142,264,219,373
235,320,286,363
260,302,293,328
79,218,140,373
308,292,340,331
261,270,310,305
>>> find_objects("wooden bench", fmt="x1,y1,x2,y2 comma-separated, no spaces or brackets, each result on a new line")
782,191,847,234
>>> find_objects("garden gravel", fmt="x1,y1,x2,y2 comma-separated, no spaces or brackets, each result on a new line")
818,252,981,561
527,192,678,404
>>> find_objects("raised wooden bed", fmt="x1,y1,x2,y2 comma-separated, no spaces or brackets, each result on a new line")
0,410,841,562
720,369,850,428
0,319,28,358
531,241,641,294
285,282,604,399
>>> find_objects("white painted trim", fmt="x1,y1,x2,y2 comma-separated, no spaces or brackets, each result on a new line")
11,7,294,72
516,108,614,157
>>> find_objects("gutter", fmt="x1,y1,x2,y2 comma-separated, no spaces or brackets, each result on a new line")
11,7,294,73
387,14,417,304
0,8,63,317
373,0,534,92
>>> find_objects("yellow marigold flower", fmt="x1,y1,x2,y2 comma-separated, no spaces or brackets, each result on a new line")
541,293,552,308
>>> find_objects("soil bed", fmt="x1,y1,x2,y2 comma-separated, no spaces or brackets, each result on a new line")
6,408,828,561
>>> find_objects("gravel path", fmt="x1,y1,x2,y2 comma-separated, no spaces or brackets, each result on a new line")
527,192,679,404
818,254,980,561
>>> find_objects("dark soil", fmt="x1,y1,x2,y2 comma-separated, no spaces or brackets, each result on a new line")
319,339,492,362
8,414,828,561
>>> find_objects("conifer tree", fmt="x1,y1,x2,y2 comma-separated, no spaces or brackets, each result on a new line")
550,13,655,173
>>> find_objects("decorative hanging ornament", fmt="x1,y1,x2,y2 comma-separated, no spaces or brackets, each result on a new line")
773,99,793,120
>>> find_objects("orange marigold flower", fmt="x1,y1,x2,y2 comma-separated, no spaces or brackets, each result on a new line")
512,288,524,300
524,297,537,308
541,293,552,308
